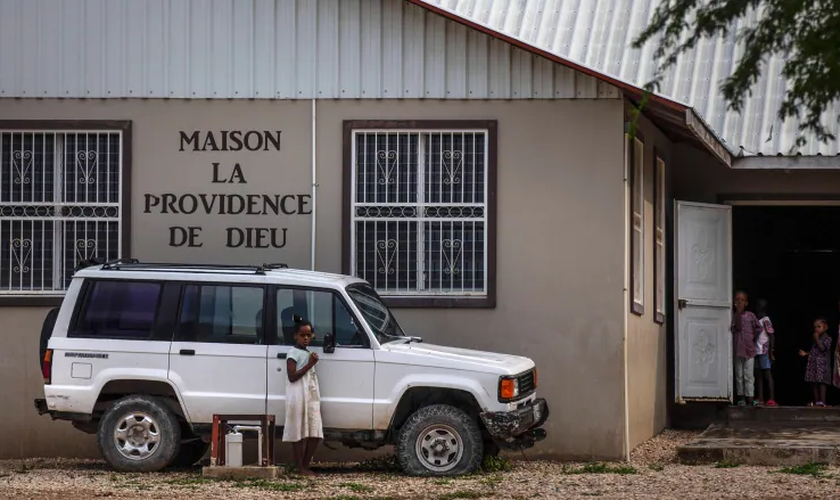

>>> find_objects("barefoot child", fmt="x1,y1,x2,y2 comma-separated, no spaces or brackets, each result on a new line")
282,317,323,476
754,299,777,406
732,291,762,406
799,318,832,407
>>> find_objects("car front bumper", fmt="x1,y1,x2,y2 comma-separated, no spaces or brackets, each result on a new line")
480,397,549,450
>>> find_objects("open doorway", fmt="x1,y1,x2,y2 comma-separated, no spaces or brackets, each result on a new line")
733,205,840,406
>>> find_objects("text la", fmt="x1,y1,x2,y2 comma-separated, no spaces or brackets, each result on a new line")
212,163,247,184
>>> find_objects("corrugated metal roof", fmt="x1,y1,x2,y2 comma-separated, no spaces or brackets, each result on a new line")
422,0,840,157
0,0,618,101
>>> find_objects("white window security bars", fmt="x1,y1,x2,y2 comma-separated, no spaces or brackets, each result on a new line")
0,131,122,295
351,130,488,297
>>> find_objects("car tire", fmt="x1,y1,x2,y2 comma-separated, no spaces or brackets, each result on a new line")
170,440,210,468
97,395,181,473
396,404,483,477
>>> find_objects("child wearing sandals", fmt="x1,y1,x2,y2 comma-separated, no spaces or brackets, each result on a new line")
754,299,777,406
799,318,832,407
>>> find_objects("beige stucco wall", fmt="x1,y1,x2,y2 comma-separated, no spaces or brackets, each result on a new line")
0,98,627,460
625,112,670,452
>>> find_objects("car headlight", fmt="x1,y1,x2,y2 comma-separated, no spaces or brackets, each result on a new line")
499,376,520,401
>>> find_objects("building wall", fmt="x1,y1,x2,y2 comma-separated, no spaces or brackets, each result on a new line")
0,0,619,101
0,97,627,460
624,112,670,452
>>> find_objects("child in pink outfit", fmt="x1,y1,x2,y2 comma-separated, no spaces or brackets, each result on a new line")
732,291,762,406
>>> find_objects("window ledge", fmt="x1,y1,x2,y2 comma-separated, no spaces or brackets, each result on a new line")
0,296,64,307
383,296,496,309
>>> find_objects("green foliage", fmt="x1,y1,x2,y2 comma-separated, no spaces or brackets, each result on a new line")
437,491,485,500
562,462,638,475
340,482,375,493
480,455,513,473
633,0,840,151
774,462,829,478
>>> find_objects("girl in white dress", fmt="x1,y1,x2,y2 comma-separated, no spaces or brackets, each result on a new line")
282,317,323,476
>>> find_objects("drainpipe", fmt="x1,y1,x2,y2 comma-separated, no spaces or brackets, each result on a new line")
310,98,317,271
622,132,631,462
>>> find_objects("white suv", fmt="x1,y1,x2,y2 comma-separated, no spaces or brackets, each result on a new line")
35,260,548,476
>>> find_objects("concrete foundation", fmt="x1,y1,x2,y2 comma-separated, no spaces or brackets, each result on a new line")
678,406,840,466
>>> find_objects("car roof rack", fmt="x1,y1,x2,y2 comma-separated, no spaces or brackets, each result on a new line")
98,260,291,276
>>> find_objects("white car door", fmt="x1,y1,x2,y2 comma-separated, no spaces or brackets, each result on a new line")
168,282,269,424
267,286,375,431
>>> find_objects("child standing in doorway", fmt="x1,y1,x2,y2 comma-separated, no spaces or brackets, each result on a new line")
754,299,777,406
799,318,832,407
282,317,324,476
732,291,762,406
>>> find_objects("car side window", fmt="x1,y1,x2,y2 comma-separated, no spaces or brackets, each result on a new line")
276,288,367,347
176,284,265,345
72,280,162,340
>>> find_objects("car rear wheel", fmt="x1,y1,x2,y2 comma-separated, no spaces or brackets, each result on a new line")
97,395,181,472
396,404,483,476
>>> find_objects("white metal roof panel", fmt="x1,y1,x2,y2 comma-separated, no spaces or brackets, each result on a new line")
422,0,840,156
0,0,618,101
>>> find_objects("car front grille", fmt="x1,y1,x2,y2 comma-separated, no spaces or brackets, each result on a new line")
518,370,536,395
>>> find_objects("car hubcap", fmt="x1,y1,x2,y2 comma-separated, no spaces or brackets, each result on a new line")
113,412,161,461
415,424,463,473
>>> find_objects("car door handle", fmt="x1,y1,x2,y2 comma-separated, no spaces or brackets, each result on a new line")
277,353,286,359
179,349,195,356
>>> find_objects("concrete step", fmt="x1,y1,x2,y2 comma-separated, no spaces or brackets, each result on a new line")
677,423,840,466
726,405,840,425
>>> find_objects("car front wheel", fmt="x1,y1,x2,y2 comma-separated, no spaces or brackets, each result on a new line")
97,395,181,473
396,404,483,476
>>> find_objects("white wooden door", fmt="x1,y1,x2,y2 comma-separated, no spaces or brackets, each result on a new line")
675,201,733,402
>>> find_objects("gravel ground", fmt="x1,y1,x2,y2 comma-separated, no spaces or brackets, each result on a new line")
2,430,840,500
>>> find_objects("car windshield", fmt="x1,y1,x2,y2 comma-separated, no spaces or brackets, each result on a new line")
346,283,407,343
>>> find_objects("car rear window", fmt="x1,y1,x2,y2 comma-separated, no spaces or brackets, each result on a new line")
71,280,162,340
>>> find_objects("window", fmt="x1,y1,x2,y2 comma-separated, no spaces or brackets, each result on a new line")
73,280,161,339
629,132,645,315
346,282,407,344
0,124,129,300
276,288,366,347
176,285,265,345
345,121,496,307
654,153,666,324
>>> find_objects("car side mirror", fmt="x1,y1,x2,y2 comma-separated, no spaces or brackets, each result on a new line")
323,333,336,354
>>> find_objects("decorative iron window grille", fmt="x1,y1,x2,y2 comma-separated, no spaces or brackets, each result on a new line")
0,131,122,295
351,131,488,297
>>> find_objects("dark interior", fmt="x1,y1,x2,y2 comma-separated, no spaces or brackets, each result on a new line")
733,205,840,406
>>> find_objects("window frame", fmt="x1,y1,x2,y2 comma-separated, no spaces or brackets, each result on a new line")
0,120,132,307
272,284,372,349
653,150,666,325
342,120,497,309
628,130,645,316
